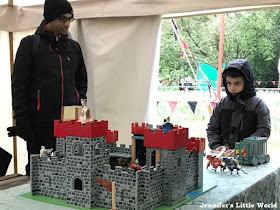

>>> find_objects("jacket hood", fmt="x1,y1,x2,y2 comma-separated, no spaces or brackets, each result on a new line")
222,59,256,100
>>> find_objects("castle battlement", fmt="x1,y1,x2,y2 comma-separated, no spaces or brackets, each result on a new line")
102,164,137,176
186,137,205,152
54,119,108,138
106,130,118,143
131,122,151,135
143,127,188,149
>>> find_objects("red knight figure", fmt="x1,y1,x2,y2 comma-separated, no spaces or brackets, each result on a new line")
206,155,225,172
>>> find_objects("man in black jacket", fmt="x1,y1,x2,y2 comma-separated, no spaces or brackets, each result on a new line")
8,0,88,176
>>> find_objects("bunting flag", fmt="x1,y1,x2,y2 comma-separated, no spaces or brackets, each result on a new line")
181,39,187,57
256,81,279,85
182,40,187,48
168,101,178,114
95,177,112,192
210,102,217,108
187,101,198,114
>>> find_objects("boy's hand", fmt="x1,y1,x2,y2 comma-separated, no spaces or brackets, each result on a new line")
215,145,229,151
225,149,235,157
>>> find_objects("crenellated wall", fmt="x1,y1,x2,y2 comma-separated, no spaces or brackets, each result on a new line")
106,142,131,154
94,164,164,210
185,151,204,192
30,155,67,200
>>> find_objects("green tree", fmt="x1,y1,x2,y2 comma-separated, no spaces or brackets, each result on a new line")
160,9,280,85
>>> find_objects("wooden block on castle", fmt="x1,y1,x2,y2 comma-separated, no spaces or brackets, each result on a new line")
61,106,81,121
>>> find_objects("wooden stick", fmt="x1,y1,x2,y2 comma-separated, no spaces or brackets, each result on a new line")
131,138,136,162
112,181,116,210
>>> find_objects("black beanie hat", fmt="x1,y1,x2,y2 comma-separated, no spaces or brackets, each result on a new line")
44,0,73,24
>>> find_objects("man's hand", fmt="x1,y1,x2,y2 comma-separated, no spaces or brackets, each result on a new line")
7,126,18,137
7,120,35,142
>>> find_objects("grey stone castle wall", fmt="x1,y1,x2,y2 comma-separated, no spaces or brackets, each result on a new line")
30,155,67,200
65,135,107,208
137,165,164,210
145,147,187,206
94,164,164,210
106,142,131,154
56,137,66,158
185,151,204,193
95,165,138,210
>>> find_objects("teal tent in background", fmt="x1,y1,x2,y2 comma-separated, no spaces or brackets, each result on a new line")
197,63,225,91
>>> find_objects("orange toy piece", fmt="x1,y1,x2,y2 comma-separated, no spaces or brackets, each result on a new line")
206,155,225,172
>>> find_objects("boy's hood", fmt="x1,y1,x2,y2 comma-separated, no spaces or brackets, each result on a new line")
222,59,256,100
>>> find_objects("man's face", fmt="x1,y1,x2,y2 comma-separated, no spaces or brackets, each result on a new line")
225,76,244,95
46,13,73,35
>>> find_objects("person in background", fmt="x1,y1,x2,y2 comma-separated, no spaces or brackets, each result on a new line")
7,0,88,176
207,59,270,156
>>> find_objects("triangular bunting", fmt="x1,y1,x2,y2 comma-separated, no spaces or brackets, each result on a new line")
168,101,178,114
181,51,185,58
187,101,198,114
210,102,217,108
182,40,187,49
272,81,276,85
257,81,262,85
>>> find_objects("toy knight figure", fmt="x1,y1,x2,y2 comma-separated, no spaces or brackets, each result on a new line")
78,99,94,124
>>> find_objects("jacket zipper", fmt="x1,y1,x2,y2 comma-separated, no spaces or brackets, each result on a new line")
58,54,64,107
37,90,40,111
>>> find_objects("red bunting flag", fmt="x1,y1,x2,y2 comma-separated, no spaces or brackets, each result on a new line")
257,81,262,85
95,177,112,192
168,101,178,114
210,102,216,108
272,81,276,85
182,40,187,49
181,51,185,58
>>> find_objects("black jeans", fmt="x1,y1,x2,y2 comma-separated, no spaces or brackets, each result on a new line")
25,124,56,176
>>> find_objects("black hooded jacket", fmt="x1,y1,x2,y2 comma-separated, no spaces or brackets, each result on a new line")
12,21,88,125
207,59,270,149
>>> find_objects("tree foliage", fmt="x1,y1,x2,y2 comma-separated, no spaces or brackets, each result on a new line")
160,9,280,85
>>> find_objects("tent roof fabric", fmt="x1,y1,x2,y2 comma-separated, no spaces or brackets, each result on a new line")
0,0,280,32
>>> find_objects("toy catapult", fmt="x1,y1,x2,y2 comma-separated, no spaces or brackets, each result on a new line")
234,136,270,166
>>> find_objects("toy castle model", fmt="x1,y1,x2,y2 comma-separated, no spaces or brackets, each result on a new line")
30,111,205,209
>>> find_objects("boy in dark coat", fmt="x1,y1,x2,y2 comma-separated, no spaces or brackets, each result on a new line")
207,59,270,156
8,0,88,175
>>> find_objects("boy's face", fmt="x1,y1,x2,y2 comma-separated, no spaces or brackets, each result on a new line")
225,76,244,95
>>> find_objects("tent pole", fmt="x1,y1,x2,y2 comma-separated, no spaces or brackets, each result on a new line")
9,31,18,174
8,0,18,175
217,14,225,100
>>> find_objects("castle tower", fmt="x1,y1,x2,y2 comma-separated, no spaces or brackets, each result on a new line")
131,122,152,166
143,126,189,206
54,120,109,208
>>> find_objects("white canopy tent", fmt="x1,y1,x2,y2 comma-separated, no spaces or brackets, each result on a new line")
0,0,279,175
